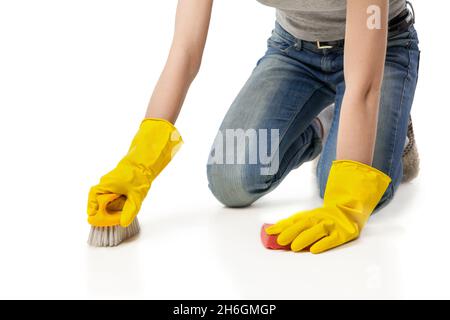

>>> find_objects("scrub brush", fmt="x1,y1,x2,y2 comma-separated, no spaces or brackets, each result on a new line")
87,193,140,247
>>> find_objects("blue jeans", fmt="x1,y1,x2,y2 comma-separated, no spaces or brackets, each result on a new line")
207,21,420,209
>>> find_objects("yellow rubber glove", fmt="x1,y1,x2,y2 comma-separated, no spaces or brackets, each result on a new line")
266,160,391,253
87,118,183,227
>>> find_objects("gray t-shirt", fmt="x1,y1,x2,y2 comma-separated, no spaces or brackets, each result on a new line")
257,0,407,41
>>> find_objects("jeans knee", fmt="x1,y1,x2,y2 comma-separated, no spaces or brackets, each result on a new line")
207,163,268,208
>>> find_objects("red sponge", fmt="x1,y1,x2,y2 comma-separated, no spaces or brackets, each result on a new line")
260,223,290,250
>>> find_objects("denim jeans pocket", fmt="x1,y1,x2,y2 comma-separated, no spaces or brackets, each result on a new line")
267,29,295,52
387,25,419,50
387,30,412,48
386,25,419,69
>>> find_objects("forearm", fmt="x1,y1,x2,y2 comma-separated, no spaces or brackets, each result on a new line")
337,0,388,165
337,87,381,164
145,47,199,123
145,0,213,123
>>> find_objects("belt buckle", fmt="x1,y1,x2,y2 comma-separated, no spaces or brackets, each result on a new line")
316,41,333,49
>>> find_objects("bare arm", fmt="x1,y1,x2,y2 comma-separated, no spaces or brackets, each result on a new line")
145,0,213,123
337,0,388,164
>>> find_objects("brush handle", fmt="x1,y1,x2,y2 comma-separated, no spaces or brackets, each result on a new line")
88,194,124,227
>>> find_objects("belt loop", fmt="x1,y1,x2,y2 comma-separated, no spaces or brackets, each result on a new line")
406,1,415,23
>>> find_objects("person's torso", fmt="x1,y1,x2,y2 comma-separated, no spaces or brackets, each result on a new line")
257,0,407,41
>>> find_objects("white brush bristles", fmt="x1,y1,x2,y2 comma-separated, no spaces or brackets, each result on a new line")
87,218,140,247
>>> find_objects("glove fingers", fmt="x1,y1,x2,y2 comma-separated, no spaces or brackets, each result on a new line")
87,187,100,216
276,219,311,246
309,232,340,254
120,194,139,227
291,221,332,252
87,183,126,216
265,211,309,235
265,219,292,235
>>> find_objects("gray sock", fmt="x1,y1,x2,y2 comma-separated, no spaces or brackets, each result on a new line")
317,104,335,143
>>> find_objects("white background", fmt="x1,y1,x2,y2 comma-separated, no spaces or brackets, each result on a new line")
0,0,449,299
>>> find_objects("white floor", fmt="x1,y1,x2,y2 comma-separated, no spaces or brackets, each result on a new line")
1,154,449,299
0,1,449,300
